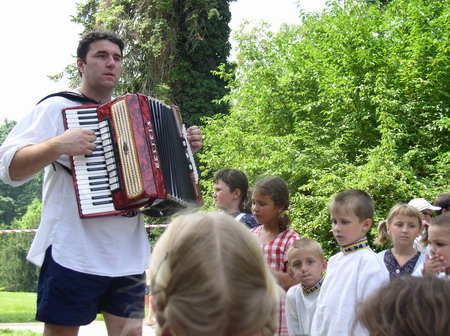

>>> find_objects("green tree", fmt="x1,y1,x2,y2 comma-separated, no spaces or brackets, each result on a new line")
0,199,41,292
200,0,450,256
0,119,42,226
69,0,234,125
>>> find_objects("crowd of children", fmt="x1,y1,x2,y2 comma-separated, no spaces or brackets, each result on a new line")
146,168,450,336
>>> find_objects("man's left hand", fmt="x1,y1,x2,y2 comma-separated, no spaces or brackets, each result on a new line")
186,125,202,154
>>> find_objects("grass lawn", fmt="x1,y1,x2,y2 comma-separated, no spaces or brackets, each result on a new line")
0,292,149,336
0,292,40,336
0,331,40,336
0,291,106,323
0,292,37,323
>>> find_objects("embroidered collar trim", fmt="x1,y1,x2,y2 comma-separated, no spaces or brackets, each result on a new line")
303,273,325,296
341,237,370,255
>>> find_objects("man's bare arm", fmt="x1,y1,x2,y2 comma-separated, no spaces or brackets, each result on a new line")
9,129,97,181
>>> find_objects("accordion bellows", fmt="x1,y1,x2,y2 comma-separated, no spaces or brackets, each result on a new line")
63,94,203,218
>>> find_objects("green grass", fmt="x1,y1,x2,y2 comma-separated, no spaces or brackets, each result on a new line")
0,292,37,323
0,292,40,336
0,331,41,336
0,291,107,324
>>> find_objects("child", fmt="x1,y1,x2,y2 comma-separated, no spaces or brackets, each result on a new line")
213,168,259,228
413,212,450,278
285,238,327,336
310,189,389,336
408,197,441,251
149,213,282,336
434,192,450,216
250,176,301,336
375,204,427,278
354,276,450,335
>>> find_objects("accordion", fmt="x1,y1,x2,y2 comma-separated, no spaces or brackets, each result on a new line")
62,93,203,218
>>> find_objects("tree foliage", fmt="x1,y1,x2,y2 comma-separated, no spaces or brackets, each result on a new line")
0,199,41,292
199,0,450,256
0,120,42,227
69,0,234,125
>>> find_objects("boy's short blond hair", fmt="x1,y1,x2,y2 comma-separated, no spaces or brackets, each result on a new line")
287,238,325,267
328,189,374,221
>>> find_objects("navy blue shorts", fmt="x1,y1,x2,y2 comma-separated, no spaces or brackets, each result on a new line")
36,246,146,326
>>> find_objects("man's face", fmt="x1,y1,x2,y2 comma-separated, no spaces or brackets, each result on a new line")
77,39,122,91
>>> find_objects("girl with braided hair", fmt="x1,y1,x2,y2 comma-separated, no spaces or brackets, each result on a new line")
150,213,282,336
250,176,302,336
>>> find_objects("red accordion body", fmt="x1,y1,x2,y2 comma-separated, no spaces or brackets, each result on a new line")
63,94,203,218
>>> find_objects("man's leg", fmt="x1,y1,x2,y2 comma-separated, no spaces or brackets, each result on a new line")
103,311,143,336
43,324,80,336
100,273,146,336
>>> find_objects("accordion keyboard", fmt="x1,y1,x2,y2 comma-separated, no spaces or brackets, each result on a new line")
64,107,117,216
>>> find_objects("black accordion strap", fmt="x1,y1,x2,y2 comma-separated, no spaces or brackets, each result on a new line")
36,91,100,105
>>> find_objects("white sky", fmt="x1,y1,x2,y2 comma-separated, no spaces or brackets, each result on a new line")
0,0,326,123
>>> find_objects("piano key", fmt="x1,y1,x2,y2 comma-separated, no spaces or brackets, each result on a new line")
65,112,98,119
80,197,113,206
78,190,112,200
74,168,108,177
80,204,116,215
87,166,108,172
77,179,109,187
73,156,106,164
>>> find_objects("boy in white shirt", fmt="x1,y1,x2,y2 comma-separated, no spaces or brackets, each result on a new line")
310,189,389,336
285,238,327,336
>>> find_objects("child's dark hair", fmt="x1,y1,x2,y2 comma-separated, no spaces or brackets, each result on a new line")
429,212,450,231
354,276,450,336
329,189,374,221
434,193,450,216
420,212,450,246
253,176,291,231
213,168,250,212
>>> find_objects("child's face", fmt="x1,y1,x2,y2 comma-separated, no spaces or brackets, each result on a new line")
428,225,450,267
251,191,284,226
330,208,371,246
212,179,239,213
387,215,421,249
289,248,327,287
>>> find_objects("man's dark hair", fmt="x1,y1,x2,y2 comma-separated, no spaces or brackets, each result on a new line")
77,31,125,63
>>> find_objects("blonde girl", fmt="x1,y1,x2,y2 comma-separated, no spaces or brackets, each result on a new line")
376,204,426,278
150,213,282,336
250,176,301,336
